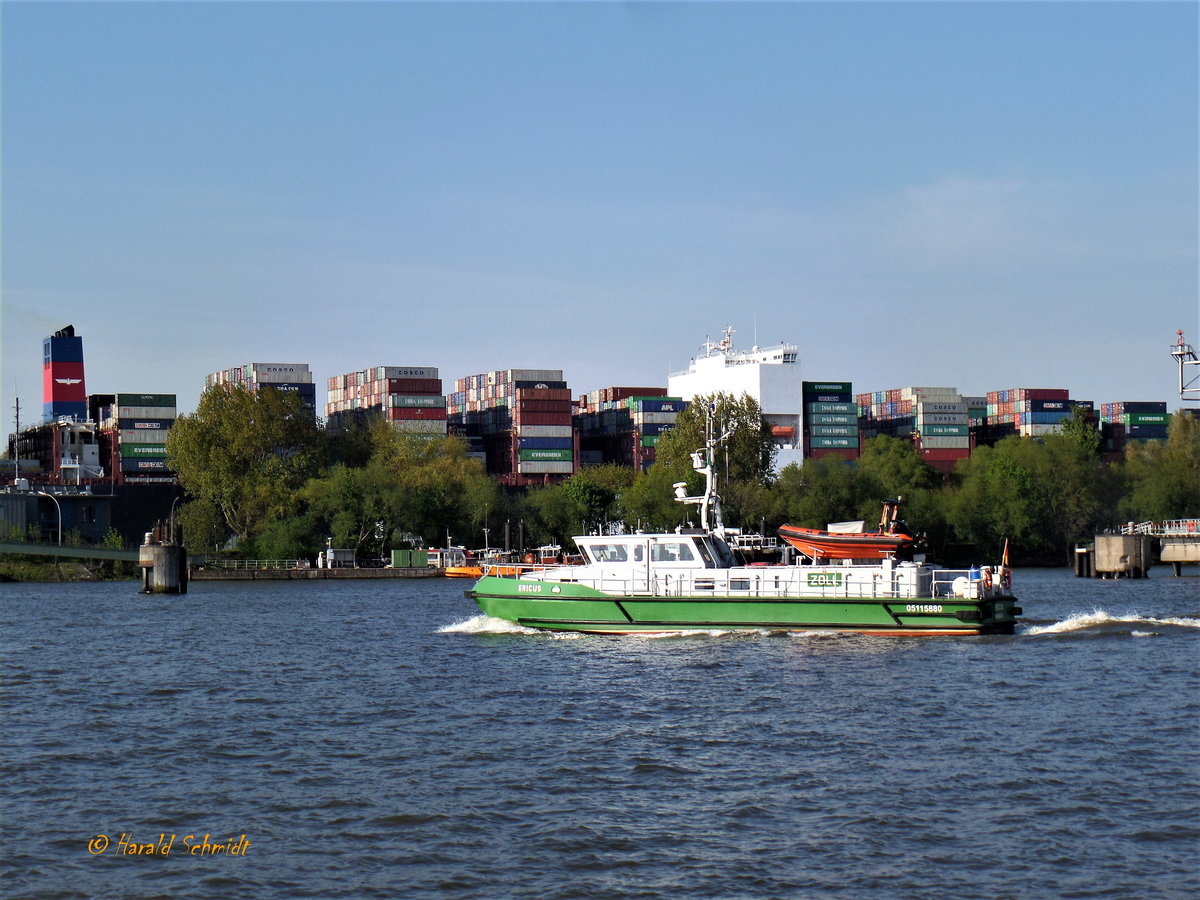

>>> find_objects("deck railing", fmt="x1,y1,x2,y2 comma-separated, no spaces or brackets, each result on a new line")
1120,519,1200,536
488,564,1011,601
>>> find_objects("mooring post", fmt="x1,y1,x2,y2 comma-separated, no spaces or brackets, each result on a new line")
139,524,188,594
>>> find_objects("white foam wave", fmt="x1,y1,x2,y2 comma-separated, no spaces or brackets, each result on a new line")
1025,610,1200,635
437,615,542,635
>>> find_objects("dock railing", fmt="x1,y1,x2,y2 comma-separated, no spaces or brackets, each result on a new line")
1120,519,1200,537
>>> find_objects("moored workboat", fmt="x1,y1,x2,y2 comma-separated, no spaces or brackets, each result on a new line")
468,417,1020,636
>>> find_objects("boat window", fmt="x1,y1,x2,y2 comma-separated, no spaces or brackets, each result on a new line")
633,545,644,562
708,538,738,568
589,543,629,562
651,541,695,563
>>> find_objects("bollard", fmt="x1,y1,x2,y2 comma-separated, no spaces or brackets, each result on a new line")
139,542,188,594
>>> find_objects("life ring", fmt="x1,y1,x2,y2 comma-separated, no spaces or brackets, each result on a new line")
982,568,993,591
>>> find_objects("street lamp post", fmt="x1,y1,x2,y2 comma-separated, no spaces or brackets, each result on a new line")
170,495,183,543
36,491,62,545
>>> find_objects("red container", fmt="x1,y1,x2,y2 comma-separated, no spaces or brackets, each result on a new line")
388,407,448,420
388,378,442,394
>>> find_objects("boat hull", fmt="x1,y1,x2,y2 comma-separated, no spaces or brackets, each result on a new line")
776,525,913,560
469,576,1018,636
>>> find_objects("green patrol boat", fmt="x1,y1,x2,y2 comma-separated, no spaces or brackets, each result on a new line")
469,425,1020,636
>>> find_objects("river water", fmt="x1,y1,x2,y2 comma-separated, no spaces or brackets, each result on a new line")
2,569,1197,899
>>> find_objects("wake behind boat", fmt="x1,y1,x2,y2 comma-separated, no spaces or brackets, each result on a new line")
468,416,1020,636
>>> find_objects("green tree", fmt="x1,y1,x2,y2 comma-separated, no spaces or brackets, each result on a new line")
1120,412,1200,521
166,384,324,542
774,455,861,530
654,392,776,488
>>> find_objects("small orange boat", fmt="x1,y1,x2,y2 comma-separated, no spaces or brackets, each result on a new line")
777,499,917,560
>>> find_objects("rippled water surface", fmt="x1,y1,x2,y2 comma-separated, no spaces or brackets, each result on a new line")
3,569,1198,899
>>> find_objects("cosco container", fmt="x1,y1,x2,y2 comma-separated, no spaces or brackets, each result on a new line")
916,401,967,414
917,413,967,425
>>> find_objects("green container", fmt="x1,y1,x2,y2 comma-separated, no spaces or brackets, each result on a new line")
518,448,573,462
803,381,853,394
1124,413,1170,426
809,436,860,448
411,550,429,567
391,549,411,568
116,393,176,408
119,443,168,457
807,413,857,426
641,436,659,447
808,425,857,437
806,401,856,415
919,423,970,436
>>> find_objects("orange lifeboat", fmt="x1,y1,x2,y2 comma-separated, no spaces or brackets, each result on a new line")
777,499,916,560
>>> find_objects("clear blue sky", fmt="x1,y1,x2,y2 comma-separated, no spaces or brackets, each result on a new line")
3,1,1196,443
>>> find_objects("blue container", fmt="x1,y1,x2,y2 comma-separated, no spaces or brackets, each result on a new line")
1029,411,1069,425
639,423,676,437
1127,425,1169,439
518,437,573,450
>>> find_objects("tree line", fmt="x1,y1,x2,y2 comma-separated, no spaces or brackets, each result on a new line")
166,385,1200,566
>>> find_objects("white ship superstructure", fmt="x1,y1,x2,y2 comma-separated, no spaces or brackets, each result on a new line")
668,326,804,469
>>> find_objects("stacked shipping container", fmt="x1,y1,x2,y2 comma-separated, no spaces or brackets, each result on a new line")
986,388,1094,437
575,388,686,471
803,382,859,460
326,366,446,434
95,393,178,485
858,386,971,471
447,369,574,484
1099,401,1170,444
205,363,317,414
